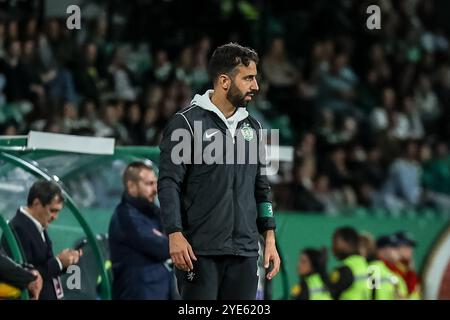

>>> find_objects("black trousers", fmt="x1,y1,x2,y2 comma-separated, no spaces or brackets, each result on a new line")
175,255,259,300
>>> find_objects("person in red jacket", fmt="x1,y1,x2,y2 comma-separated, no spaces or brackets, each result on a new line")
393,231,421,299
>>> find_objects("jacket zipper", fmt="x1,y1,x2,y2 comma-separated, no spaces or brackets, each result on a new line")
232,144,238,255
231,120,245,255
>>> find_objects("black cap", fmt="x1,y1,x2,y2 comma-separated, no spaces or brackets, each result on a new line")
394,231,417,247
376,235,399,248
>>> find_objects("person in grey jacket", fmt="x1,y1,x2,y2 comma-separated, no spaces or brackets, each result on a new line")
158,43,280,300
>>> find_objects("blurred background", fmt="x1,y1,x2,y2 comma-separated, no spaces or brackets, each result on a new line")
0,0,450,300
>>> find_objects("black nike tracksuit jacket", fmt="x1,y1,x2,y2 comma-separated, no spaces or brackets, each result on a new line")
158,91,276,257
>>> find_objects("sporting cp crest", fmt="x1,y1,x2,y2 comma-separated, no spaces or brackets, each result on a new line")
241,123,254,141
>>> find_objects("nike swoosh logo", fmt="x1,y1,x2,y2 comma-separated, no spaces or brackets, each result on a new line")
205,130,219,139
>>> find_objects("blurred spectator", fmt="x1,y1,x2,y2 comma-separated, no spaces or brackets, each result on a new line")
317,50,359,116
175,46,194,88
74,42,105,105
0,21,6,58
60,101,83,134
316,109,339,147
108,46,137,101
422,141,450,195
109,162,173,299
0,40,28,102
261,37,299,116
78,99,101,133
124,101,144,145
291,157,324,212
370,87,401,135
377,235,401,270
24,17,39,41
393,231,421,299
376,140,422,210
414,74,440,125
38,20,78,106
262,37,299,88
321,227,370,300
1,121,18,135
402,94,424,140
149,49,172,84
87,15,112,66
190,37,211,93
372,234,409,299
290,248,331,300
354,144,386,206
93,100,129,144
7,19,19,42
322,144,357,206
21,39,46,115
376,139,450,211
312,173,340,215
294,132,316,167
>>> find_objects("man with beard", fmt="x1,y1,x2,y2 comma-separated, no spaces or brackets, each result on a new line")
109,162,173,299
158,43,280,299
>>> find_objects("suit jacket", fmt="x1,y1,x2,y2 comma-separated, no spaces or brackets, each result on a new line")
6,210,63,300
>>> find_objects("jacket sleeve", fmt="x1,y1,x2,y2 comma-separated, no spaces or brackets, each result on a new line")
320,266,354,300
158,113,192,234
43,255,63,279
118,206,170,261
0,249,36,289
13,226,61,280
254,122,276,234
291,278,310,300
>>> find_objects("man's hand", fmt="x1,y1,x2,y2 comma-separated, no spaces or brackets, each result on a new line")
263,230,280,280
58,248,83,268
169,232,197,272
28,270,43,300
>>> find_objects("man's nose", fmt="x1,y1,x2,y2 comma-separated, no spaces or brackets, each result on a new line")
251,78,259,91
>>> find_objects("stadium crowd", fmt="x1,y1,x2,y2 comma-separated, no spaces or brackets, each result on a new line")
1,0,450,214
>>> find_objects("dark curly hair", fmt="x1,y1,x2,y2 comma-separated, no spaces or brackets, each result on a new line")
207,42,259,83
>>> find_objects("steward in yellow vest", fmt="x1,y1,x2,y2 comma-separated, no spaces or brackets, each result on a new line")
360,233,408,300
291,248,331,300
368,259,408,300
321,227,370,300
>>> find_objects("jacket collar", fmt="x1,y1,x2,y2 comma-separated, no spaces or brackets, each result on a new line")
19,206,45,234
122,192,158,217
190,90,249,137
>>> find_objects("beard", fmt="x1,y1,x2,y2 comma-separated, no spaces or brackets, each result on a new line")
227,82,253,107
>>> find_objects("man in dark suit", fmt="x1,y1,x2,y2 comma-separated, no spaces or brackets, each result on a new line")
109,162,173,299
5,181,82,300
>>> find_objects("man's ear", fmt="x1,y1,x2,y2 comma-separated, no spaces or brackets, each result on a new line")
218,74,230,90
31,198,41,208
127,180,137,196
